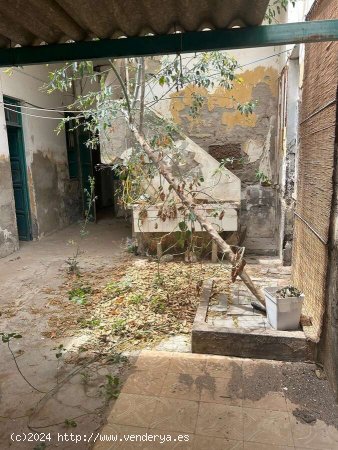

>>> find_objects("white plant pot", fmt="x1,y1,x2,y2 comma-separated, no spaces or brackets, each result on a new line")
264,287,304,331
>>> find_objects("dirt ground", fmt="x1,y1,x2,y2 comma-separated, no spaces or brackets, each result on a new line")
0,217,134,450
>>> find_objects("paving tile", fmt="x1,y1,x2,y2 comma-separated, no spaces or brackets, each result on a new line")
149,397,199,433
243,408,293,446
196,403,243,440
205,355,243,378
169,353,207,375
227,305,255,316
107,393,157,427
121,369,166,396
155,335,191,353
209,304,228,312
132,350,172,372
243,391,287,411
145,430,194,449
243,443,294,450
94,424,148,450
161,371,201,401
289,414,338,449
200,375,242,406
193,435,243,449
237,316,269,328
210,317,235,327
294,448,332,450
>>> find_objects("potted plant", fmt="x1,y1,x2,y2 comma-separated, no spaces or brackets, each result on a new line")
264,285,304,330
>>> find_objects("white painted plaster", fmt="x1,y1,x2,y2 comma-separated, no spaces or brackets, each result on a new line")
243,139,263,163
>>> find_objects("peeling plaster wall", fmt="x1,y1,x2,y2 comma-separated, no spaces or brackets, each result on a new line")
0,65,81,253
0,90,19,257
150,51,280,254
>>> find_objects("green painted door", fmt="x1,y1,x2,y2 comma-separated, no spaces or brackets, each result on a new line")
5,102,32,240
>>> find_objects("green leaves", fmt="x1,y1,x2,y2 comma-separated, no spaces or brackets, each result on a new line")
53,344,66,359
158,75,166,86
103,374,120,400
237,100,257,116
265,0,297,24
68,285,92,305
64,418,77,428
255,170,271,185
178,221,188,232
189,92,206,118
0,332,22,343
188,211,197,222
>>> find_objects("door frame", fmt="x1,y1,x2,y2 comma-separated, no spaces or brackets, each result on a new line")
4,95,32,240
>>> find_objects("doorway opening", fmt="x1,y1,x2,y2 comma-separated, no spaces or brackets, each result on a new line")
65,116,116,223
4,96,32,241
76,122,115,222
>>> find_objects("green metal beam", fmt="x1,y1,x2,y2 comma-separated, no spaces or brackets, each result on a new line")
0,20,338,67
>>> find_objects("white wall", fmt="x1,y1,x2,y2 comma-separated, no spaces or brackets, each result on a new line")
0,64,81,243
0,65,71,165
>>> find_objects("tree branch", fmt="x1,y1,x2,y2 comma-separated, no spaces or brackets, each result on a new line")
129,125,266,305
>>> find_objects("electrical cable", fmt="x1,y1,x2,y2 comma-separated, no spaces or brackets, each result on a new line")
1,47,295,120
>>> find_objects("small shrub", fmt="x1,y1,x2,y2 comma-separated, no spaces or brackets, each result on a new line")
152,273,165,288
68,285,92,305
79,318,101,329
150,295,166,313
65,254,80,275
107,352,128,364
111,318,127,334
106,279,132,297
127,293,143,305
64,419,77,428
102,374,120,401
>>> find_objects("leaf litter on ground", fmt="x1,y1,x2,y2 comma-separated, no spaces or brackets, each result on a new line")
45,257,231,353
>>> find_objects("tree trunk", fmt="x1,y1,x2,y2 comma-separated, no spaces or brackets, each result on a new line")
130,125,266,306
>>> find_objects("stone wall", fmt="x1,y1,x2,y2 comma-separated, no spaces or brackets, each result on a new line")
168,64,279,255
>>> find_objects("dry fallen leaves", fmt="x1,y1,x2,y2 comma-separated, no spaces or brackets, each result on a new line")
45,257,231,352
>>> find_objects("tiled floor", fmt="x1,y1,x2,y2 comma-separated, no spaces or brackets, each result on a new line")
208,257,293,331
94,351,338,450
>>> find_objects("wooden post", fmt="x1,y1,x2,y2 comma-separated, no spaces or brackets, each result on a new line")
157,241,162,259
211,241,218,263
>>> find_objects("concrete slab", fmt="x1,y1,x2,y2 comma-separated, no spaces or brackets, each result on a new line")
95,350,338,450
192,258,315,362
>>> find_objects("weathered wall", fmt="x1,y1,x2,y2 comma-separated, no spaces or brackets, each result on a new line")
274,0,316,266
291,0,338,398
275,53,300,266
166,56,279,254
0,65,81,247
0,86,19,257
319,131,338,401
102,51,280,254
312,0,338,402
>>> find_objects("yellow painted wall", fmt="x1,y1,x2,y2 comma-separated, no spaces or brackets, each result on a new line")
170,66,278,129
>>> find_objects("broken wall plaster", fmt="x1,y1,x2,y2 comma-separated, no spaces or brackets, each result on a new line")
104,57,280,255
0,158,19,257
0,65,82,248
170,66,278,128
167,65,278,254
30,151,80,237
